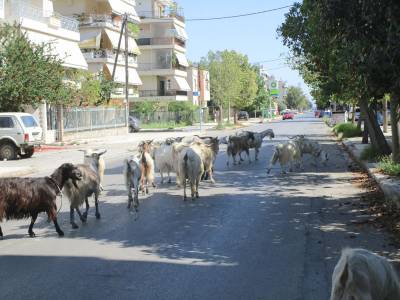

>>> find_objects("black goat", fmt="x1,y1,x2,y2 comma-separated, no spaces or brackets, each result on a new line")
0,163,82,238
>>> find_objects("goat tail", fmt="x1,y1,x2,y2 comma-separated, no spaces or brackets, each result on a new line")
267,148,279,174
183,153,189,177
331,249,352,298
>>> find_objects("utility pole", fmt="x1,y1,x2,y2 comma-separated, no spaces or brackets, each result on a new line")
112,14,129,127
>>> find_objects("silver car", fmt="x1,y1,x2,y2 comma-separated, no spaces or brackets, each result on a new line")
0,113,42,160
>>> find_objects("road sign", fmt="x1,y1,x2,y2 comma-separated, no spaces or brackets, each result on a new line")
269,80,279,96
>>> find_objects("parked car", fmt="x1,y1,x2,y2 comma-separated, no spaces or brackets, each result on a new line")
238,111,249,121
128,116,141,133
282,111,294,120
0,113,42,160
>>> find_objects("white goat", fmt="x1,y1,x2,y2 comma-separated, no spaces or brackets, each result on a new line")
123,154,141,211
267,141,302,174
331,248,400,300
172,142,190,186
178,146,204,201
154,142,175,184
292,136,329,167
81,149,106,191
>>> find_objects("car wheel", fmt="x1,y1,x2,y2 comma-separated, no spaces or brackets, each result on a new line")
0,142,18,160
21,146,34,159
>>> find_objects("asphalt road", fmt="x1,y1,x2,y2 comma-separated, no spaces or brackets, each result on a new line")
0,114,397,300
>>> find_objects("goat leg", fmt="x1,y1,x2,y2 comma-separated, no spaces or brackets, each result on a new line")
82,197,89,220
76,208,86,223
168,171,172,184
127,186,133,209
94,193,101,219
28,212,38,237
0,226,3,239
70,206,79,229
48,208,64,237
183,176,187,201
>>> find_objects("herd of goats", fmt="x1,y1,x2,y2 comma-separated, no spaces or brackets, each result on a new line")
1,128,400,299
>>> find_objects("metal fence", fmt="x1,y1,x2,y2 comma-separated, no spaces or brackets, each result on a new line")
132,109,202,125
47,106,127,133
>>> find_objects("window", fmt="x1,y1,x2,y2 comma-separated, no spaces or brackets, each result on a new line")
21,116,38,128
0,116,14,128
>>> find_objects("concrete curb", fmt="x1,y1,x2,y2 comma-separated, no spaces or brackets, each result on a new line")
341,138,400,208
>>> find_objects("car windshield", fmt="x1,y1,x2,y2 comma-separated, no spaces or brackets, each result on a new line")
21,116,38,128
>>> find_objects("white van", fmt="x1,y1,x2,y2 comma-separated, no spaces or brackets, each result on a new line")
0,113,42,160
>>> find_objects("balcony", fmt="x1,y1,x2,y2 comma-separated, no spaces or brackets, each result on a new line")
139,89,187,97
138,8,185,22
78,14,122,29
82,49,138,65
10,0,79,32
137,37,185,48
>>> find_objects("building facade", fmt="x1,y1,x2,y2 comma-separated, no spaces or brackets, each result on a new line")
1,0,89,142
53,0,143,102
188,66,210,107
136,0,191,104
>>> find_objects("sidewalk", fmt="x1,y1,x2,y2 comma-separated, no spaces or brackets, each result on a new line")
341,135,400,208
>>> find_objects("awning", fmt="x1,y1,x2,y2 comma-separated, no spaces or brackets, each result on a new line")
174,51,189,67
108,0,140,22
105,64,142,86
173,76,191,91
103,29,140,55
25,30,88,70
173,24,188,40
79,29,102,49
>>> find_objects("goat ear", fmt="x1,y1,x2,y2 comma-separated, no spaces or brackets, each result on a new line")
98,149,107,156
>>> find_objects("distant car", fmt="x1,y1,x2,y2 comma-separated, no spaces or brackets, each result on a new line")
282,111,294,120
238,111,249,121
128,116,141,133
0,112,42,160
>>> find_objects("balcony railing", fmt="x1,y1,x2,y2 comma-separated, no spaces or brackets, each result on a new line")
78,14,122,29
138,62,171,71
10,0,79,32
138,8,185,22
139,89,187,97
82,49,138,64
137,37,185,48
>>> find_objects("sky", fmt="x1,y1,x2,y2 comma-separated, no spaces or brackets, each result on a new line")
178,0,311,98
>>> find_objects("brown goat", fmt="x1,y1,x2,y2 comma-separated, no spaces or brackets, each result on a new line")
0,163,82,238
139,141,156,194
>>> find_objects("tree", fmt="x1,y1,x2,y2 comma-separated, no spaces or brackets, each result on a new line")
285,86,310,111
0,24,72,111
278,1,392,156
200,50,257,124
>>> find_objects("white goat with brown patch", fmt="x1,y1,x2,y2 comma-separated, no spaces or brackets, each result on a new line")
331,248,400,300
138,141,156,195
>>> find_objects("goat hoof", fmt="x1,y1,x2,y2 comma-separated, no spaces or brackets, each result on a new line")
29,231,36,238
58,230,64,237
80,217,87,223
71,223,79,229
82,212,88,219
183,196,187,201
95,213,101,219
196,193,200,198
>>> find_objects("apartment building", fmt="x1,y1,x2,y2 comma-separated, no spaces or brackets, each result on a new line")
53,0,143,101
0,0,89,142
188,66,210,107
136,0,191,104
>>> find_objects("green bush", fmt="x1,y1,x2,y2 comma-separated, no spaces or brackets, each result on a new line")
333,123,362,138
360,145,379,162
378,156,400,176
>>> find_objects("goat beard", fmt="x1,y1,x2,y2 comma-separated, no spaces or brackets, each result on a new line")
72,179,79,189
